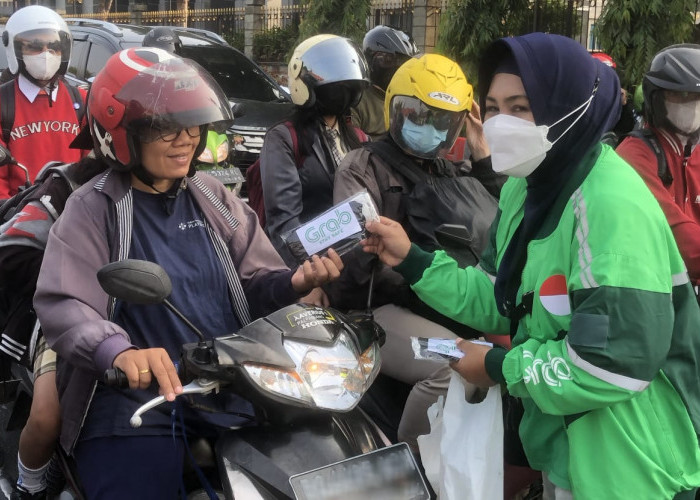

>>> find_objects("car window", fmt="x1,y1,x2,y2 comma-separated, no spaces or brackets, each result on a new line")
85,43,113,79
180,45,282,103
69,38,89,77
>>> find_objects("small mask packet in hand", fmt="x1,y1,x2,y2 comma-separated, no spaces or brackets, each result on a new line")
412,337,493,362
281,191,380,265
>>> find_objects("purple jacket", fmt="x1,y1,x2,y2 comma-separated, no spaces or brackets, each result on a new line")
35,168,296,453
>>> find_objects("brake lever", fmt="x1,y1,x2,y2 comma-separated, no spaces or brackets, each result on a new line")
128,378,221,428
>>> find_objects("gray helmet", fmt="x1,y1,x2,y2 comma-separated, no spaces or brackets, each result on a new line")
643,44,700,129
143,27,182,55
363,25,419,90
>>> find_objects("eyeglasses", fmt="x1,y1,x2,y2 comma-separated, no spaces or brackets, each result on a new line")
141,126,202,143
19,39,62,56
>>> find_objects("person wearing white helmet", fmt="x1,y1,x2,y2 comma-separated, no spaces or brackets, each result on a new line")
259,34,369,267
0,6,88,200
0,6,88,499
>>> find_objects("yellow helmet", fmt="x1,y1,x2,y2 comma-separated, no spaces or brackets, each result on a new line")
385,54,473,159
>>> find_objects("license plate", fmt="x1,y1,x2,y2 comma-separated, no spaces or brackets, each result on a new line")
200,167,245,185
289,443,431,500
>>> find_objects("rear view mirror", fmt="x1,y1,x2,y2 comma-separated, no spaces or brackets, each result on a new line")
97,259,172,304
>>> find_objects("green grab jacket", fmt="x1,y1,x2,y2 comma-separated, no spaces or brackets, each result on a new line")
395,145,700,499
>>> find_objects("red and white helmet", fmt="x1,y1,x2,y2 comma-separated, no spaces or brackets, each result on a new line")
88,47,234,171
590,51,616,69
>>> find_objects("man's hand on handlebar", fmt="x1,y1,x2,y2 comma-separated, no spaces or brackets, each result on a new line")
112,347,183,401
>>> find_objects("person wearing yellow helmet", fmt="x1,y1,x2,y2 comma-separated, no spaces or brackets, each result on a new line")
327,53,504,452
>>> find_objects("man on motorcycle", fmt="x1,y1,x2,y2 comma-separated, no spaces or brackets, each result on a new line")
33,48,343,499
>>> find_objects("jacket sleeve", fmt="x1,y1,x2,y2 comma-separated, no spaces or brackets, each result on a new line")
398,245,511,335
502,282,673,415
210,180,301,319
617,136,700,283
260,124,304,260
34,188,133,375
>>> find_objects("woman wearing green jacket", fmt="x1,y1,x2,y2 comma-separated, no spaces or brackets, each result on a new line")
362,33,700,499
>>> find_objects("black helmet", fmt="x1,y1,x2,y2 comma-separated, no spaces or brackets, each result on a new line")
143,27,183,55
642,44,700,129
363,25,419,90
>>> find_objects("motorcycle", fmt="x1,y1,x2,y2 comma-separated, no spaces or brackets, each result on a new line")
98,259,431,499
195,130,245,196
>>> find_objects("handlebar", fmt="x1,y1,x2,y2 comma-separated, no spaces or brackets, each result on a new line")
103,367,129,389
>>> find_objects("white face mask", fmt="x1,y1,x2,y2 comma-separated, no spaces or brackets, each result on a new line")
23,52,61,81
483,115,552,177
483,90,597,177
666,100,700,135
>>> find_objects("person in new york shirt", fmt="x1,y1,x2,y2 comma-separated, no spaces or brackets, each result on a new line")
0,6,87,201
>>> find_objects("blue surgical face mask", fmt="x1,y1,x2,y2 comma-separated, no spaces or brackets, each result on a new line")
400,120,447,156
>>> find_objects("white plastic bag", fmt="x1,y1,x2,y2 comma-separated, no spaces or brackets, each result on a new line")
418,372,503,500
416,395,444,489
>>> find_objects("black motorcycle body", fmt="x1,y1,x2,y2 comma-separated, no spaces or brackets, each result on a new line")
98,260,430,500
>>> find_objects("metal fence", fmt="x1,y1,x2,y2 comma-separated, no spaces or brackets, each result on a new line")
4,1,700,60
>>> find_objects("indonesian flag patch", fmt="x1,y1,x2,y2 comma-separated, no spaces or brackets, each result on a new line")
539,274,571,316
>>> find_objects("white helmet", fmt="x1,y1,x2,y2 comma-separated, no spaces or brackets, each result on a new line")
288,34,369,108
2,6,72,79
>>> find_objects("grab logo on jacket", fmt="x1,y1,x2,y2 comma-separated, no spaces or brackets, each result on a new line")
10,121,80,141
523,350,572,387
539,274,571,316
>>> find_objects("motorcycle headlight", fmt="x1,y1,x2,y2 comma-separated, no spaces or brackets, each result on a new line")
243,332,380,411
360,342,381,386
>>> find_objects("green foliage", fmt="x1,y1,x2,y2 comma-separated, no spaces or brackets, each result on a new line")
597,0,695,90
437,0,579,90
296,0,371,45
253,24,299,62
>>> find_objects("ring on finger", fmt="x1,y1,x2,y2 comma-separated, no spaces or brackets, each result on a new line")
139,369,150,375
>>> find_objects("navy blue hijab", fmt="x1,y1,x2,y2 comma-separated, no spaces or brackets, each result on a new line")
477,33,622,319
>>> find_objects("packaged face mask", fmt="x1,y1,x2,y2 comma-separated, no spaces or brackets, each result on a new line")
282,191,380,265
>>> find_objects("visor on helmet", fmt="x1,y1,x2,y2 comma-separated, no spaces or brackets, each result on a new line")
389,95,466,159
14,28,71,65
115,55,233,135
298,37,368,87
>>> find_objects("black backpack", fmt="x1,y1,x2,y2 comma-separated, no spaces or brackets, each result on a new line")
0,163,79,368
0,79,85,144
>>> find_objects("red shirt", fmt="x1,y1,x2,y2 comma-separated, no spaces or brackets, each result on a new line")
617,127,700,284
0,77,88,199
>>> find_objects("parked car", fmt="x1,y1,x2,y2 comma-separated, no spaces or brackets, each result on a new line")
63,19,294,198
